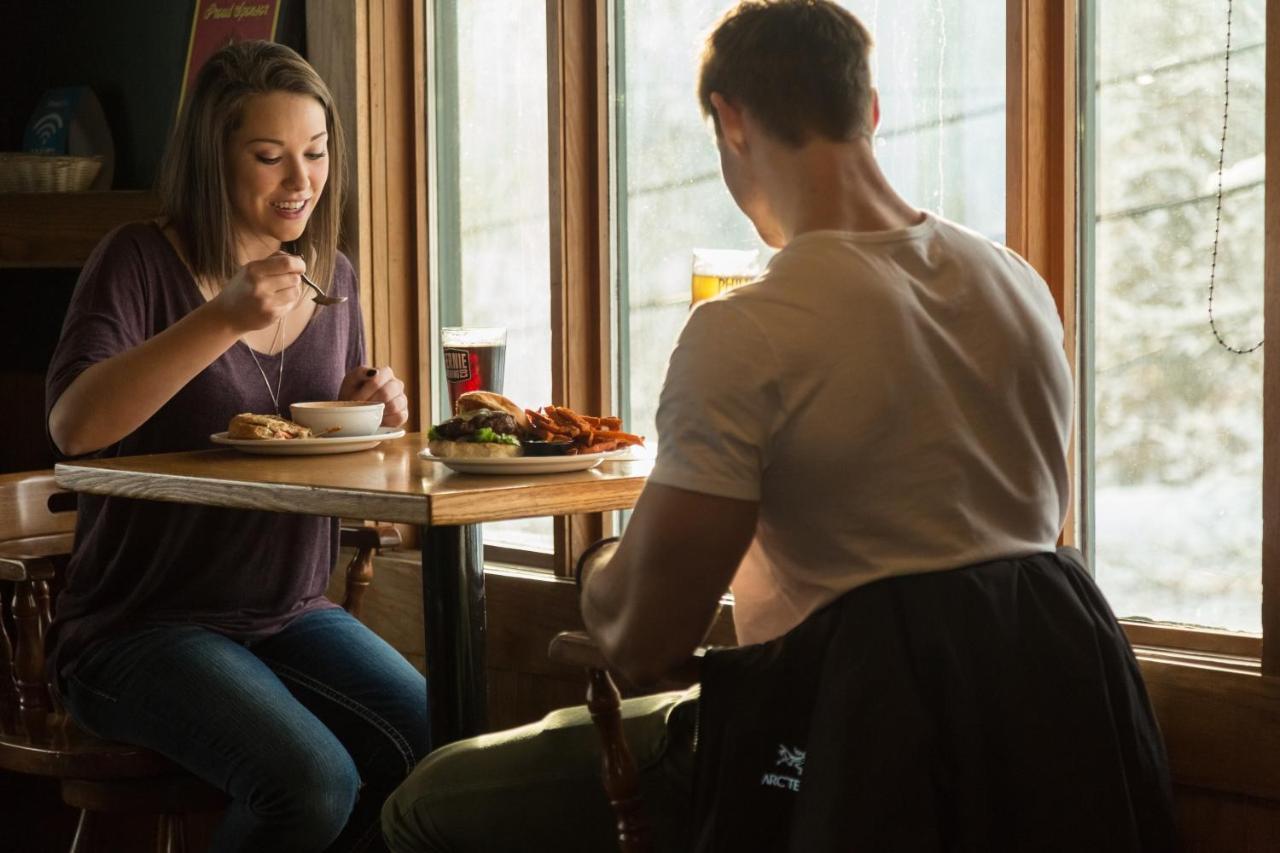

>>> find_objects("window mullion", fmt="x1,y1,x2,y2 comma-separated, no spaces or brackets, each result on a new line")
431,0,464,426
1261,0,1280,676
1006,0,1080,549
546,0,612,577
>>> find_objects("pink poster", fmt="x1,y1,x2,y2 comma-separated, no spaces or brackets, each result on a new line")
179,1,282,113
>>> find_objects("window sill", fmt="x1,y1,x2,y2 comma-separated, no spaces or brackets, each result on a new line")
1123,620,1261,659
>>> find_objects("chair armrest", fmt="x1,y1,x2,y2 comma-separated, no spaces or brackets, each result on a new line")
548,630,610,670
548,630,703,688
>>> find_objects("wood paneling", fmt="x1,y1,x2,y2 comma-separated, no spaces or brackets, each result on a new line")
352,556,734,728
1174,785,1280,853
310,0,426,432
1139,656,1280,803
306,0,371,331
367,0,425,429
0,192,159,267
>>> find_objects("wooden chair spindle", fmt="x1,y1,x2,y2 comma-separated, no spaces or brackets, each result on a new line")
587,667,653,853
12,577,51,741
0,595,15,734
343,545,375,620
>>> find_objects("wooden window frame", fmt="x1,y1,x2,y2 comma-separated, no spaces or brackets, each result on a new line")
306,0,1280,809
547,0,613,576
322,0,1279,658
1264,0,1280,676
1012,0,1276,666
308,0,430,432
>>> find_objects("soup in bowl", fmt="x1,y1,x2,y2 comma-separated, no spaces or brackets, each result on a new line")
290,401,384,437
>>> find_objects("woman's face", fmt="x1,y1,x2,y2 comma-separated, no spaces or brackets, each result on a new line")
226,91,330,261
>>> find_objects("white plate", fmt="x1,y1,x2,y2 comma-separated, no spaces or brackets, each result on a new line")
418,448,619,475
210,427,406,455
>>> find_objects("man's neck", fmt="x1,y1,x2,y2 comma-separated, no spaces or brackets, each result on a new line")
766,137,923,243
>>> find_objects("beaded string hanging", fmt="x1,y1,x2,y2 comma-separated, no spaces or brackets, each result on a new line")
1207,0,1263,354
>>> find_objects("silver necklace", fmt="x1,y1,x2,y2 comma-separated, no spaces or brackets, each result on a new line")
245,316,286,415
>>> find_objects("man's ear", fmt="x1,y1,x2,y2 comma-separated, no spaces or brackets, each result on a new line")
709,92,748,155
870,88,881,133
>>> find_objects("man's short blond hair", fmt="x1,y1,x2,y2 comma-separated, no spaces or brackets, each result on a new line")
697,0,875,147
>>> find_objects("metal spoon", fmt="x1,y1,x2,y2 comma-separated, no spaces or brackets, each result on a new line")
299,270,347,306
280,245,347,305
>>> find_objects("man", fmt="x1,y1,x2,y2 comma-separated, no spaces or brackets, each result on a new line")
384,2,1175,850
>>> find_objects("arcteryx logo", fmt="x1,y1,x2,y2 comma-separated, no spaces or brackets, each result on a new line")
760,744,805,793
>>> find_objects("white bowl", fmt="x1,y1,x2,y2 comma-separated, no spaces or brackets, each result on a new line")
290,401,385,437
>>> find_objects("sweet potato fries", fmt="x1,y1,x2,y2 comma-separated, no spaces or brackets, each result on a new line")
524,406,644,454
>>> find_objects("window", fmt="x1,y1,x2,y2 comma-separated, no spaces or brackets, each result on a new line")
613,0,1007,448
432,0,554,557
430,0,1007,562
1083,0,1266,632
420,0,1278,637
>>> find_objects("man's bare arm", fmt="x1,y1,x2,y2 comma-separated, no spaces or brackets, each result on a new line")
580,482,758,685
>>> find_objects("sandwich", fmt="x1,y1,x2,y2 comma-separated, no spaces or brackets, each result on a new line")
228,412,314,440
427,391,528,458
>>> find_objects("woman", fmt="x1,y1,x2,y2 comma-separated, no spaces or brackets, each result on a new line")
45,41,427,852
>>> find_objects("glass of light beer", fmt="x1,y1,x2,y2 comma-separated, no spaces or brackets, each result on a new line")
691,247,760,306
442,326,508,413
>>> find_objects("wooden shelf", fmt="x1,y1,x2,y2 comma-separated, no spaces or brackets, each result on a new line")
0,191,160,268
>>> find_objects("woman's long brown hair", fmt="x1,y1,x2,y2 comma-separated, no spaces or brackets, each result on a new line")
157,40,346,291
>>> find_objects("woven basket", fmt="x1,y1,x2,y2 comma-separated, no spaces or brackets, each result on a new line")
0,152,104,193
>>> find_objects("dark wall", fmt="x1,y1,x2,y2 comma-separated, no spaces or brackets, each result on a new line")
0,1,308,475
0,269,78,472
0,0,307,189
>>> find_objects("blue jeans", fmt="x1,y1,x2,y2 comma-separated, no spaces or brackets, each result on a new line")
63,607,429,853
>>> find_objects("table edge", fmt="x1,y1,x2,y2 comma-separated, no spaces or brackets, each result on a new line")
54,462,432,526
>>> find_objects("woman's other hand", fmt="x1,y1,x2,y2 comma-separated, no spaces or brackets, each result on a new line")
340,366,409,428
213,254,305,332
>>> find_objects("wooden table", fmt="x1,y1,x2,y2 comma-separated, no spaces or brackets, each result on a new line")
54,432,650,748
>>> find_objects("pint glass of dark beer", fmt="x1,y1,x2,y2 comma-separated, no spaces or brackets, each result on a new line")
442,327,508,412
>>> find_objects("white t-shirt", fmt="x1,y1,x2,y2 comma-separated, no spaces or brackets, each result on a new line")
648,213,1072,646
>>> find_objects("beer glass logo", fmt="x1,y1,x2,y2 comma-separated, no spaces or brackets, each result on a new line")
691,247,760,307
444,348,471,382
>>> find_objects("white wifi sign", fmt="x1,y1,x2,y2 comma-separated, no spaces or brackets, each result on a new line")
32,112,65,146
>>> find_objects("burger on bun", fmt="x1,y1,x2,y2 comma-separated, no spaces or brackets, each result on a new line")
428,391,529,458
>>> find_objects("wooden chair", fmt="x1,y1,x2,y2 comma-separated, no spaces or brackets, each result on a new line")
547,630,703,853
0,470,401,853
